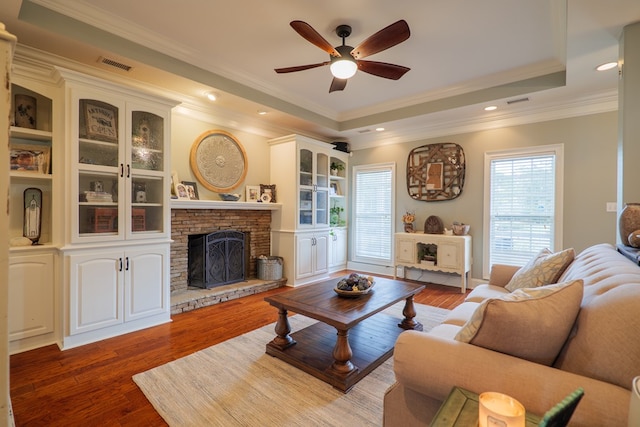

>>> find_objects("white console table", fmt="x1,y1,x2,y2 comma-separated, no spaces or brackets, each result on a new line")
394,232,472,293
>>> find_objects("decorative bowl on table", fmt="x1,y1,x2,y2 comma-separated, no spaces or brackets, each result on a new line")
219,193,241,201
334,273,375,298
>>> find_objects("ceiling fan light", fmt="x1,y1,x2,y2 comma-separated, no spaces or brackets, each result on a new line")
330,58,357,79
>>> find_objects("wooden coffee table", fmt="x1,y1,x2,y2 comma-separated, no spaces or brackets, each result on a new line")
264,277,425,392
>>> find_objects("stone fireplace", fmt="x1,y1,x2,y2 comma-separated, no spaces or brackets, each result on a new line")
170,207,272,293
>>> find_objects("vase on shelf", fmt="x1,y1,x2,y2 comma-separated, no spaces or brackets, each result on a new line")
619,203,640,246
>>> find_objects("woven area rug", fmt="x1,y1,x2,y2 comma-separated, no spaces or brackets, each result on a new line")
133,303,449,427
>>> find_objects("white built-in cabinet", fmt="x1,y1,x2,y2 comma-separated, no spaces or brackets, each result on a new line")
8,251,55,354
329,152,348,272
269,135,349,286
56,68,177,349
8,67,60,354
296,231,329,280
329,227,348,270
68,245,168,336
8,61,177,352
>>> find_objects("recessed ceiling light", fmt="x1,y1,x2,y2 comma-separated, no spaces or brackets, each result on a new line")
376,127,385,132
205,91,217,101
257,110,268,115
484,105,498,111
596,62,617,71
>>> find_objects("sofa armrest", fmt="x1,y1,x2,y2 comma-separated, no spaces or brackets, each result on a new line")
488,264,521,287
393,331,629,426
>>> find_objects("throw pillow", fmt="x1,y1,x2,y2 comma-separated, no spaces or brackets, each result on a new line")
454,280,584,366
505,248,575,292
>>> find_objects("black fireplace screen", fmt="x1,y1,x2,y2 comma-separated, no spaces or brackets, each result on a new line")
188,230,246,289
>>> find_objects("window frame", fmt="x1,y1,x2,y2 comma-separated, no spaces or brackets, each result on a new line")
482,144,564,278
351,162,396,266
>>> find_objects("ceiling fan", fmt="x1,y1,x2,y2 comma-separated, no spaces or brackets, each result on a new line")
275,20,411,92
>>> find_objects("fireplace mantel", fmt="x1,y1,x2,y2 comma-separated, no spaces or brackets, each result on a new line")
171,199,281,211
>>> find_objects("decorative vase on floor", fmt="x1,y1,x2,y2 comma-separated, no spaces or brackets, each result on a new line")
619,203,640,246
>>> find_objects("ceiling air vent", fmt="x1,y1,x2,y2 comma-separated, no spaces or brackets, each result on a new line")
357,129,372,134
98,56,133,72
507,97,530,105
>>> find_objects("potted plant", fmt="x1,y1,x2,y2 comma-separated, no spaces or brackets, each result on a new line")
330,205,344,226
330,162,345,176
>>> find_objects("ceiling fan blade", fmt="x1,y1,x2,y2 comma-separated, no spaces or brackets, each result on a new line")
275,62,330,73
358,60,410,80
329,78,348,93
290,21,341,57
351,20,410,60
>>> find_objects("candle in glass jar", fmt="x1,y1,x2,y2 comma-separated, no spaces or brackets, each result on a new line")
479,392,525,427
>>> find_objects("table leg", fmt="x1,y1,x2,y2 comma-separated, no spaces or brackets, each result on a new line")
328,329,357,376
460,271,467,293
268,307,296,350
398,295,424,331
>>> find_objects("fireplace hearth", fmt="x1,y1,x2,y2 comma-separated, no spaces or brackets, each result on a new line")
188,230,248,289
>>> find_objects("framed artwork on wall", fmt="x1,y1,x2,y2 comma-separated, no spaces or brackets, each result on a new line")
407,142,466,202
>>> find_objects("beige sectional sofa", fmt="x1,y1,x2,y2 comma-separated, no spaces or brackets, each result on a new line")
384,243,640,426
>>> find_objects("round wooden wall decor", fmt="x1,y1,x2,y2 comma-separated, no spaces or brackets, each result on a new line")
406,142,466,201
190,130,248,192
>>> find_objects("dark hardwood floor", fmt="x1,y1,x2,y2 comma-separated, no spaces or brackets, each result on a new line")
9,277,466,426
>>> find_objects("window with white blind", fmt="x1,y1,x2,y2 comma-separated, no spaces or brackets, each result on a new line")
483,145,563,277
352,163,395,264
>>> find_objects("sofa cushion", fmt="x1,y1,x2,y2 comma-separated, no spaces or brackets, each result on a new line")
455,280,584,365
465,284,510,303
505,248,575,292
554,243,640,389
441,301,480,326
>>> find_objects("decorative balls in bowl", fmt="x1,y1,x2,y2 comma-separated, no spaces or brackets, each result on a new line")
334,273,375,297
220,193,241,201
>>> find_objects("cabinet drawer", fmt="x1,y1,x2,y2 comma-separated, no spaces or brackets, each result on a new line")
396,239,415,263
437,243,459,269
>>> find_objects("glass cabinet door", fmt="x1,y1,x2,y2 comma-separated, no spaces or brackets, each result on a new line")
129,111,164,236
75,99,167,240
130,111,163,172
297,147,331,228
315,152,329,226
316,188,329,226
299,148,313,186
77,99,122,238
316,152,328,188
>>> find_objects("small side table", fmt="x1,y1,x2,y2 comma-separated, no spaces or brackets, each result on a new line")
430,387,541,426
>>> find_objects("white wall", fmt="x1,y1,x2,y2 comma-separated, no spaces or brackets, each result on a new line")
350,111,619,280
170,112,271,201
